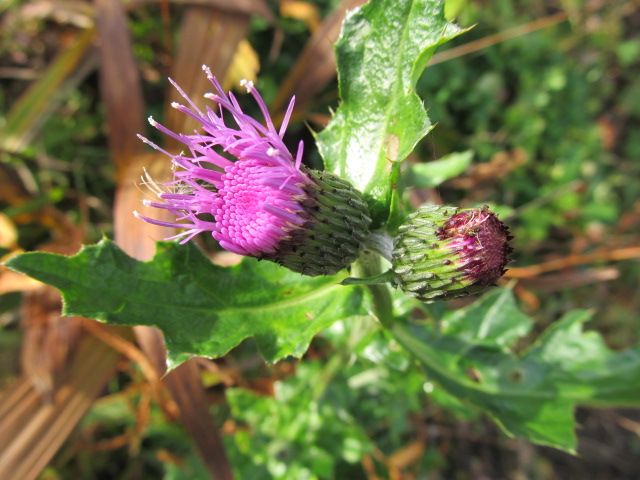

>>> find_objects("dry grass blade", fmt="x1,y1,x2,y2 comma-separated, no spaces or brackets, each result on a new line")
100,0,176,259
165,6,251,137
0,27,96,153
516,267,620,292
0,214,94,480
165,361,234,480
271,0,365,115
0,333,122,480
95,0,146,176
20,290,83,398
448,148,528,189
82,320,160,383
507,246,640,279
387,440,425,476
428,11,568,66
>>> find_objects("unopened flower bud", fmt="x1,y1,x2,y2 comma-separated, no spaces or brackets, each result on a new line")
392,205,512,301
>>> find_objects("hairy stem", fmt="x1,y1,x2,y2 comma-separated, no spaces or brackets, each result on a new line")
354,249,394,328
363,231,394,262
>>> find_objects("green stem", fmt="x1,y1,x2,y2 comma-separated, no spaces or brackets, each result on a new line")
354,250,394,329
313,250,396,400
363,231,394,262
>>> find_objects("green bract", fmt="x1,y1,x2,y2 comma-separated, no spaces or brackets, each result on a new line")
266,168,371,276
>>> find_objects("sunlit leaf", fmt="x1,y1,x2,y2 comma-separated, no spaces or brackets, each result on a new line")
5,239,365,367
392,288,640,452
317,0,465,225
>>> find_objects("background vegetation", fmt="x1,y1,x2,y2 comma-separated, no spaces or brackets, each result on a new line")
0,0,639,478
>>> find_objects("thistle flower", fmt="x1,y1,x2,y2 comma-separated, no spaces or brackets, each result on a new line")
392,205,512,301
135,66,371,276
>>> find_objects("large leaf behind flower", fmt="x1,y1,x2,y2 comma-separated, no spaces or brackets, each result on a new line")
5,239,364,367
392,288,640,452
317,0,465,225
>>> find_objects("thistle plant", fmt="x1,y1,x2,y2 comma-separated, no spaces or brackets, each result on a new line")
134,66,371,276
7,0,640,460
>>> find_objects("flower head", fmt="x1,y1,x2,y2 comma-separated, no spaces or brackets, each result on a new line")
392,205,512,301
135,67,371,275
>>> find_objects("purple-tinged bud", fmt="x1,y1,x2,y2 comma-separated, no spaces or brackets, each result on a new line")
135,66,370,276
392,205,512,302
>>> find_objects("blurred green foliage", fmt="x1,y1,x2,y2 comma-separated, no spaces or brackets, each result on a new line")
420,1,639,250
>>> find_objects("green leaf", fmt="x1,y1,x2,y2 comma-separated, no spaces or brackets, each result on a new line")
440,286,532,348
317,0,465,225
406,150,473,188
5,239,364,367
226,362,373,478
391,288,640,452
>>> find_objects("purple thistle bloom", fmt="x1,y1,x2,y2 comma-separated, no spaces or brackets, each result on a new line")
135,66,371,275
392,205,512,301
135,66,310,257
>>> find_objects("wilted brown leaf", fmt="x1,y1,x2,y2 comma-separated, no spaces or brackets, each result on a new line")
0,213,17,249
20,289,83,398
222,39,260,90
280,0,321,32
95,0,146,176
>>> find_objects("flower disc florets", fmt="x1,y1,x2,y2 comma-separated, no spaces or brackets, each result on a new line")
392,205,512,301
135,66,371,275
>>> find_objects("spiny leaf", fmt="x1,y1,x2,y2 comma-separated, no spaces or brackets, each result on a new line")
5,239,364,367
317,0,466,225
392,288,640,452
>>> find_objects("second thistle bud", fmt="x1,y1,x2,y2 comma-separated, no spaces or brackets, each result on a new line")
392,205,512,302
